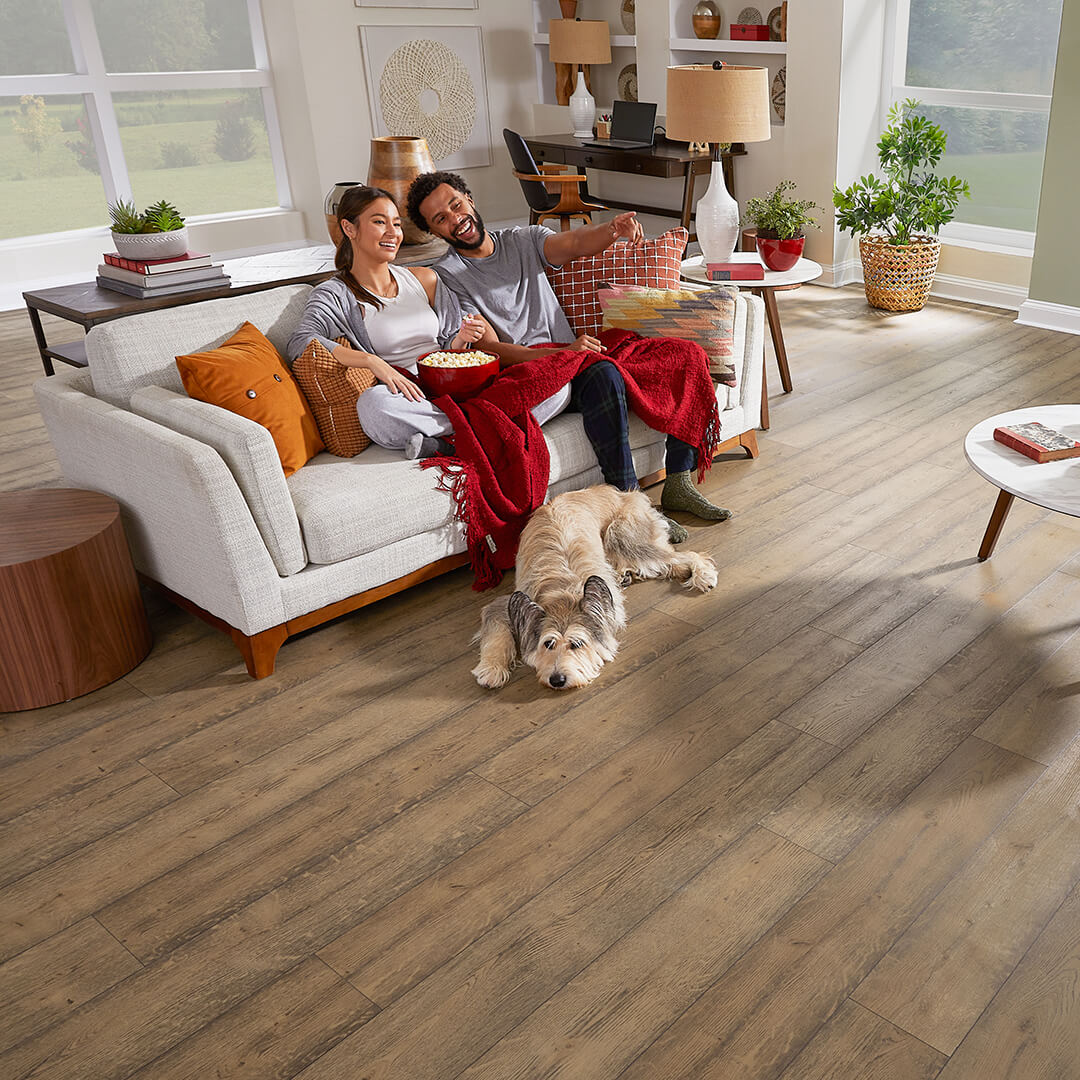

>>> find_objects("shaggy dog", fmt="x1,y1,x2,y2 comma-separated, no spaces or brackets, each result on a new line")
473,486,718,690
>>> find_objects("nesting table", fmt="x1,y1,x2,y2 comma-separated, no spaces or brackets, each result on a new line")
681,252,823,429
964,405,1080,561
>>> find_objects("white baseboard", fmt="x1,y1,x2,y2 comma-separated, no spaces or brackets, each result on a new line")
1016,299,1080,336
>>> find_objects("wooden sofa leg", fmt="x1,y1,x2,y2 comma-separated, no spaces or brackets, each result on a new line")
740,430,759,458
230,625,289,679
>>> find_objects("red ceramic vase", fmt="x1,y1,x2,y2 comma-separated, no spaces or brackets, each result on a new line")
415,350,500,401
755,234,805,272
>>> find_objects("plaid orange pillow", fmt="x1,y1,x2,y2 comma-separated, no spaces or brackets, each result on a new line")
292,337,377,457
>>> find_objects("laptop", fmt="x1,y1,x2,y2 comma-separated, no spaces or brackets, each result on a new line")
580,101,657,150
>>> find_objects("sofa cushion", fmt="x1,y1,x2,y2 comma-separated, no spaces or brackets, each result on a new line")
176,321,324,478
292,336,377,457
598,284,738,386
130,385,307,577
546,228,688,338
87,284,312,408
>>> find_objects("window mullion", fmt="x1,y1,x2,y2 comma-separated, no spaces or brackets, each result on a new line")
246,0,293,211
63,0,130,205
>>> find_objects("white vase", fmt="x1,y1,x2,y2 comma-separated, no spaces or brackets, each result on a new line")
112,226,189,260
568,69,596,140
694,161,739,265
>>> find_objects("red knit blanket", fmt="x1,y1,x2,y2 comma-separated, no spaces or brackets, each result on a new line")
423,329,720,589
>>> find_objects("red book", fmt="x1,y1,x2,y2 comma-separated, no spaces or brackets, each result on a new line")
102,250,212,274
707,262,765,281
993,421,1080,463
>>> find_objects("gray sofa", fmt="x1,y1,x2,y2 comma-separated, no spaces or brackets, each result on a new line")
34,282,764,677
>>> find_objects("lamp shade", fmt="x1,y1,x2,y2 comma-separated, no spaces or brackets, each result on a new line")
666,64,772,144
549,19,612,66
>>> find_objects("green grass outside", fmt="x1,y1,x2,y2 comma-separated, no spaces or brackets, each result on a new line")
940,149,1044,231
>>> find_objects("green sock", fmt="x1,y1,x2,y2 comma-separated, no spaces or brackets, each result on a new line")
662,514,688,545
661,471,732,521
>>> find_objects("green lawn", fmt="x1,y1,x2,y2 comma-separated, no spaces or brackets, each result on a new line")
941,149,1045,231
0,95,279,240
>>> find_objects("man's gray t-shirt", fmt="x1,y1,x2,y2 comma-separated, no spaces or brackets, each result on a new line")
431,225,575,346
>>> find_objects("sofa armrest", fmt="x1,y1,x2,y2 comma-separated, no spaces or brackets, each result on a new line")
130,386,306,577
34,370,286,637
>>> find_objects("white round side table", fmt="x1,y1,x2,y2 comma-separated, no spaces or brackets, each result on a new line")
964,404,1080,560
681,252,823,430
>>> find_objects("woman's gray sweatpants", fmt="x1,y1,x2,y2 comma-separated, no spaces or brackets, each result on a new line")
356,383,572,452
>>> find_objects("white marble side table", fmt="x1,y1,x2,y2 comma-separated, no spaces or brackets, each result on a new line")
964,405,1080,560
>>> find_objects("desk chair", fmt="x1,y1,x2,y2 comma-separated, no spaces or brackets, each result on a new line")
503,128,606,231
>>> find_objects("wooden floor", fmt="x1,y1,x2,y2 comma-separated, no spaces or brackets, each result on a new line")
3,290,1080,1080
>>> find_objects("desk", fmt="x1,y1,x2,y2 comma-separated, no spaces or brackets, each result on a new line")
23,246,340,376
524,134,745,237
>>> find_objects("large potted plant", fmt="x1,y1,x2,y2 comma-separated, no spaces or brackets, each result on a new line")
108,198,188,260
744,179,820,271
833,98,970,311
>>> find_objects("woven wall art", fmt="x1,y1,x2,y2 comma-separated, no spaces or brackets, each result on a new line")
360,25,492,170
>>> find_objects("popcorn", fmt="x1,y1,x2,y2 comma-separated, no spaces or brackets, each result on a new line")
418,350,498,369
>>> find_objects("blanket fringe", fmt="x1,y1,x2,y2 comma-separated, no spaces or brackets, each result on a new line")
698,401,723,483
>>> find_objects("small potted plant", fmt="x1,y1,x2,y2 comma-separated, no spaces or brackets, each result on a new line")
743,180,820,271
108,198,188,260
833,98,970,311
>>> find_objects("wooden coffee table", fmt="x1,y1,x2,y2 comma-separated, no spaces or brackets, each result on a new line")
23,246,338,376
0,489,152,711
964,405,1080,560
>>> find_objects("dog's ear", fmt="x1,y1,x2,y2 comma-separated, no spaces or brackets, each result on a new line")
508,590,544,654
582,575,615,626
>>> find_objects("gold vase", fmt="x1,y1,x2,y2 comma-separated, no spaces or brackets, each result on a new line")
367,136,436,247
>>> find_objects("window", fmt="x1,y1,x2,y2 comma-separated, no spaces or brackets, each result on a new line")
0,0,289,242
884,0,1063,246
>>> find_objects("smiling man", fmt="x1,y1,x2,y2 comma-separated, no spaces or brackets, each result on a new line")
406,170,731,539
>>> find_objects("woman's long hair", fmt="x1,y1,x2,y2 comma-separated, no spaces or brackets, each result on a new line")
335,185,398,309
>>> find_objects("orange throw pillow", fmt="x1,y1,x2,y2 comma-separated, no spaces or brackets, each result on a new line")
175,321,324,477
292,337,377,457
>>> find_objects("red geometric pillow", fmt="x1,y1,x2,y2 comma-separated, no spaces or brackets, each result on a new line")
546,227,689,337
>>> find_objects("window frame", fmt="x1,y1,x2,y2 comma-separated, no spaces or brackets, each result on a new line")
0,0,292,247
881,0,1055,255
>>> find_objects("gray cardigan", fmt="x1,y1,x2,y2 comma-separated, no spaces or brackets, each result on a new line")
286,272,462,362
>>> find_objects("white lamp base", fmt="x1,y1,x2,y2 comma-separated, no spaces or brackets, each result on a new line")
569,69,596,140
694,160,740,265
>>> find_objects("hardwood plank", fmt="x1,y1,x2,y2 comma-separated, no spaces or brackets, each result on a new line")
762,569,1080,862
0,917,142,1054
616,737,1041,1080
775,999,946,1080
935,879,1080,1080
124,958,378,1080
0,774,520,1080
302,725,837,1078
455,828,829,1080
852,730,1080,1054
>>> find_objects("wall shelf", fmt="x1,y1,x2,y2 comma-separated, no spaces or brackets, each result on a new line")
669,38,786,55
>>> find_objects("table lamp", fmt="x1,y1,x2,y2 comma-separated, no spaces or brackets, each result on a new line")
666,62,771,264
549,19,612,140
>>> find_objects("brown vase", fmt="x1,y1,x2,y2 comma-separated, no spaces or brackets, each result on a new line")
559,0,578,17
366,136,437,246
692,0,722,39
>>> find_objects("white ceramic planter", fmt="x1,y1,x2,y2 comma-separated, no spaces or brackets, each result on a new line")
111,226,189,260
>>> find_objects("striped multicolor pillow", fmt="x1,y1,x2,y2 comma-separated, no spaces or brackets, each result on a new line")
598,284,738,387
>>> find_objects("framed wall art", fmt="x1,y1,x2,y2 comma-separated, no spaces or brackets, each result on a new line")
359,25,491,170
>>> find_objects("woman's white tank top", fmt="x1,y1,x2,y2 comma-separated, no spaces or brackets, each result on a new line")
360,265,440,372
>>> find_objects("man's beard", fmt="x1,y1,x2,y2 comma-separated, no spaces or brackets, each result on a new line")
446,207,487,251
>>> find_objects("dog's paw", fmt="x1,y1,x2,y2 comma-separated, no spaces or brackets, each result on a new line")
472,661,513,689
619,569,634,587
684,555,718,592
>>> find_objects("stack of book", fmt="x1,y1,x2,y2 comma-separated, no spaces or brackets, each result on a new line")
96,251,230,298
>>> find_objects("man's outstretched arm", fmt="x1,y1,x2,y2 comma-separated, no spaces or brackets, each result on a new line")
543,211,644,267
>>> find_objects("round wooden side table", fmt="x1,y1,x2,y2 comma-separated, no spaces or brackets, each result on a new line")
0,489,152,711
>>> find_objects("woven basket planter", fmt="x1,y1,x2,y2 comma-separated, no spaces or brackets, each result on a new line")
859,235,940,312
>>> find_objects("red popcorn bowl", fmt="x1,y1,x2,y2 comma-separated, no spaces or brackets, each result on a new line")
415,349,500,401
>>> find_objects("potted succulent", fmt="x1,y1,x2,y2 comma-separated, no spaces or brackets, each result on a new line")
833,98,970,311
107,198,189,260
743,180,820,271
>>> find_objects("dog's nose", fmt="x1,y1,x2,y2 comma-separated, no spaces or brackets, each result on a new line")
549,672,567,688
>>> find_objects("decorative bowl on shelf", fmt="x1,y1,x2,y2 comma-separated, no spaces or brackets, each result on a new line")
415,349,500,401
692,1,722,39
